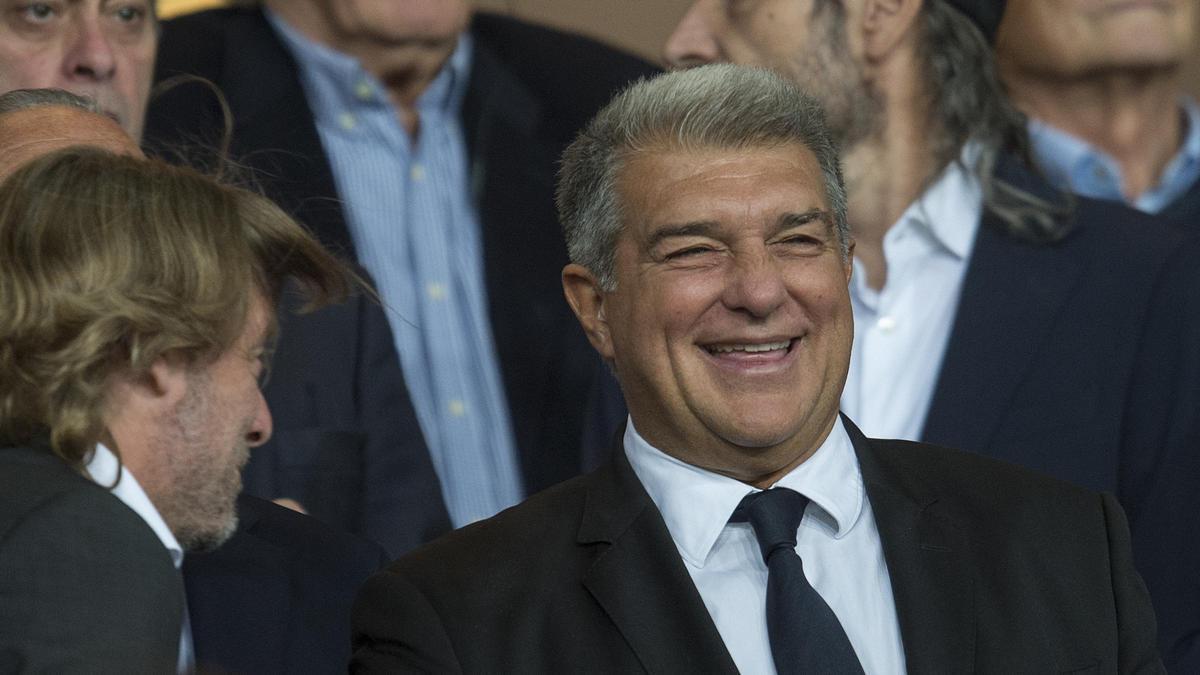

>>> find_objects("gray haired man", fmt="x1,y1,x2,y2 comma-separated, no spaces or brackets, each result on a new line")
351,64,1162,673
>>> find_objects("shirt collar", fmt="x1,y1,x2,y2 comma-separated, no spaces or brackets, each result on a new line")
891,142,983,261
84,443,183,569
1028,98,1200,214
265,8,473,129
624,416,865,569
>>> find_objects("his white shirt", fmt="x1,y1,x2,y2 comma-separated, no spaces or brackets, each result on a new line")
841,146,983,441
624,417,906,674
85,444,194,674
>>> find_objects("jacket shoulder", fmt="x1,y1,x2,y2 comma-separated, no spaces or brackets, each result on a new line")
469,12,660,115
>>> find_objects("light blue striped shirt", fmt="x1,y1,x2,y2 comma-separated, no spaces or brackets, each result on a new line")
1028,98,1200,215
269,13,524,527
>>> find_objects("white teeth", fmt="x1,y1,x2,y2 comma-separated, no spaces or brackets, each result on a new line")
709,341,791,354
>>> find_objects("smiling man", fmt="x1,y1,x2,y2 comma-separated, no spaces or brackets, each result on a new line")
351,65,1163,673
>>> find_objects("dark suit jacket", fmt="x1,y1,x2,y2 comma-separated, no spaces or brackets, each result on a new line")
183,494,388,675
146,8,658,555
1119,235,1200,671
916,159,1198,668
350,420,1163,673
0,445,184,673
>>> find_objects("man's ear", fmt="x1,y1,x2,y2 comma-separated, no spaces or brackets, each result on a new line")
860,0,924,61
562,263,615,362
125,353,190,412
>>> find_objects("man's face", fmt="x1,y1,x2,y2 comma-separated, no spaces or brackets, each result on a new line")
316,0,470,44
586,143,853,485
663,0,878,148
0,105,138,179
997,0,1196,77
0,0,157,140
155,293,274,552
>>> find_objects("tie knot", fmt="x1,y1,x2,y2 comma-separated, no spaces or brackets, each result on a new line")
732,487,810,564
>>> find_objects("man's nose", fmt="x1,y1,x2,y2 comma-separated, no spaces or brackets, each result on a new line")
663,2,723,70
63,19,117,82
245,391,274,448
723,250,788,319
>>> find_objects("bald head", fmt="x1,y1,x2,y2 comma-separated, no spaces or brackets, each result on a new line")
0,106,142,180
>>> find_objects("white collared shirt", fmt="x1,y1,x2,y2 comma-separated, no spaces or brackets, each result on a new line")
85,444,194,674
624,418,906,674
841,146,983,441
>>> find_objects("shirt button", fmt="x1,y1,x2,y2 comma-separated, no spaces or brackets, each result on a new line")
338,112,357,131
447,399,466,417
877,316,897,333
426,282,447,301
354,80,373,101
410,164,426,181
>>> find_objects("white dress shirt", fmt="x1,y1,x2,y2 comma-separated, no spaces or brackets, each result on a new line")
841,146,983,440
624,418,906,674
86,444,194,674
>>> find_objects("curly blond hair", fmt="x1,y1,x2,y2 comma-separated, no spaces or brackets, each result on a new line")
0,147,349,469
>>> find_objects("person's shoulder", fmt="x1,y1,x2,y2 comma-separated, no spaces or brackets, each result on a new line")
156,6,268,75
0,447,147,541
160,5,261,38
233,494,389,576
468,12,660,107
388,470,595,582
865,437,1111,530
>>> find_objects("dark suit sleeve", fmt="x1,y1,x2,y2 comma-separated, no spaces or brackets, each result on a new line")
0,489,184,672
350,569,464,674
1101,493,1168,674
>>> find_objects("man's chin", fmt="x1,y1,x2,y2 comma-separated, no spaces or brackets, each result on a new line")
178,513,240,553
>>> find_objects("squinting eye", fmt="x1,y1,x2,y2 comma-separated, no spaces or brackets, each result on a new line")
667,246,715,260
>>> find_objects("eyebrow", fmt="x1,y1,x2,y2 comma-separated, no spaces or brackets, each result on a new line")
646,208,834,248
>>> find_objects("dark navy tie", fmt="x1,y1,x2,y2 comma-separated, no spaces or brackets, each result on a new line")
732,487,866,675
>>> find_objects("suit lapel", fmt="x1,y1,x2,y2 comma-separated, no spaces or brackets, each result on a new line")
219,11,357,259
461,32,581,492
579,450,739,675
848,420,975,673
922,210,1083,452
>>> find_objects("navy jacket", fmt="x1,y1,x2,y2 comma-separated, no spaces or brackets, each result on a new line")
184,495,387,674
916,159,1197,671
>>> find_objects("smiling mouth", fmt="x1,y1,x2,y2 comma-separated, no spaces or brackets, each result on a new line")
702,338,798,357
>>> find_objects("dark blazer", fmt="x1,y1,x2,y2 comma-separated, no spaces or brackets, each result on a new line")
917,159,1198,668
0,445,184,672
1156,173,1200,230
1119,235,1200,671
146,8,658,554
184,494,388,675
350,420,1163,673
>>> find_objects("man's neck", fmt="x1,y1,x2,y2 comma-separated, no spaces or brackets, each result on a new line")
1008,68,1184,200
844,76,945,291
266,0,461,137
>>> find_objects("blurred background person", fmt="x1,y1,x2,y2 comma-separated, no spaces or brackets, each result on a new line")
663,0,1198,668
997,0,1200,227
146,0,658,538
